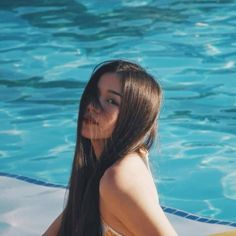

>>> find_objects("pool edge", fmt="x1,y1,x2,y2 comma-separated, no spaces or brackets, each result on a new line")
1,172,236,228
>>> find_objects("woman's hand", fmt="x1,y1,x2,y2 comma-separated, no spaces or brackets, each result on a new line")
42,212,63,236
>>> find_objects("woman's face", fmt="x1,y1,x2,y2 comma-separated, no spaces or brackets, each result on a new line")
81,72,122,140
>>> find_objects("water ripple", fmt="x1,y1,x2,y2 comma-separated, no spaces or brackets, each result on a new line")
1,0,236,221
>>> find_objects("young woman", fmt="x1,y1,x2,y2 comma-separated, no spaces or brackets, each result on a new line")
43,60,178,236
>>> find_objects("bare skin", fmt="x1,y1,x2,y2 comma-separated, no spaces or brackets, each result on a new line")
99,152,178,236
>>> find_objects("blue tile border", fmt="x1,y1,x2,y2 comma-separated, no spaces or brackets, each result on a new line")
161,205,236,227
0,172,66,189
1,172,236,228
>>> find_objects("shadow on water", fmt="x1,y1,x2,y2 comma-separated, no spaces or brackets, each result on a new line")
0,76,86,89
0,0,187,40
0,76,86,106
0,0,85,10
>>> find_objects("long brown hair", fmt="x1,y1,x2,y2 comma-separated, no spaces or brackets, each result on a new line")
59,60,162,235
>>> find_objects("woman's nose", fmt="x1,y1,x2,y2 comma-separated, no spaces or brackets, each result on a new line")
87,100,101,113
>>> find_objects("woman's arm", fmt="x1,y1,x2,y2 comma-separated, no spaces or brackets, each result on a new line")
42,212,63,236
100,155,178,236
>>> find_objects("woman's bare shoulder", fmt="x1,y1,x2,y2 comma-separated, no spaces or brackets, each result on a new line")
99,152,157,201
99,153,177,235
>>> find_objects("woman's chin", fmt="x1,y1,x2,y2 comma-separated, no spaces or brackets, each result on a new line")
81,131,92,139
81,131,99,140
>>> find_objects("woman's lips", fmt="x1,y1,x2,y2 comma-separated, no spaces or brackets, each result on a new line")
83,116,99,125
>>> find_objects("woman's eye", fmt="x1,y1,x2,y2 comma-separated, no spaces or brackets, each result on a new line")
106,98,117,105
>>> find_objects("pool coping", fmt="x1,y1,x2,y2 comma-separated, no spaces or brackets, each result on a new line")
1,171,236,228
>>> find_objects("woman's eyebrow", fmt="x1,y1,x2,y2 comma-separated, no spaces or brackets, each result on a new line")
108,89,123,97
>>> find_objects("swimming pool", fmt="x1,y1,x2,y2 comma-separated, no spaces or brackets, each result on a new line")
0,0,236,224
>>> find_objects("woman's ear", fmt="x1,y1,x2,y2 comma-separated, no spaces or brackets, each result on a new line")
135,145,148,158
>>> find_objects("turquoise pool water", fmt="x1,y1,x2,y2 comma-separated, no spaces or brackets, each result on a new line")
0,0,236,222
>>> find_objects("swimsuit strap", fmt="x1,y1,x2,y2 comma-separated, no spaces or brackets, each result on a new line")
101,217,123,236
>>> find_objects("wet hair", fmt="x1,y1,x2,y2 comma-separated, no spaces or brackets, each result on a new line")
59,60,162,235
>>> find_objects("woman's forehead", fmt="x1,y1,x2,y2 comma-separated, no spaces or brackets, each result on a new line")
98,73,122,93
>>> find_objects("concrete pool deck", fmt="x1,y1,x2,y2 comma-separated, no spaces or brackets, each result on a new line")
0,176,235,236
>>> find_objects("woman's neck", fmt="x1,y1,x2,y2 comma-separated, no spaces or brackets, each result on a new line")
91,139,104,160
